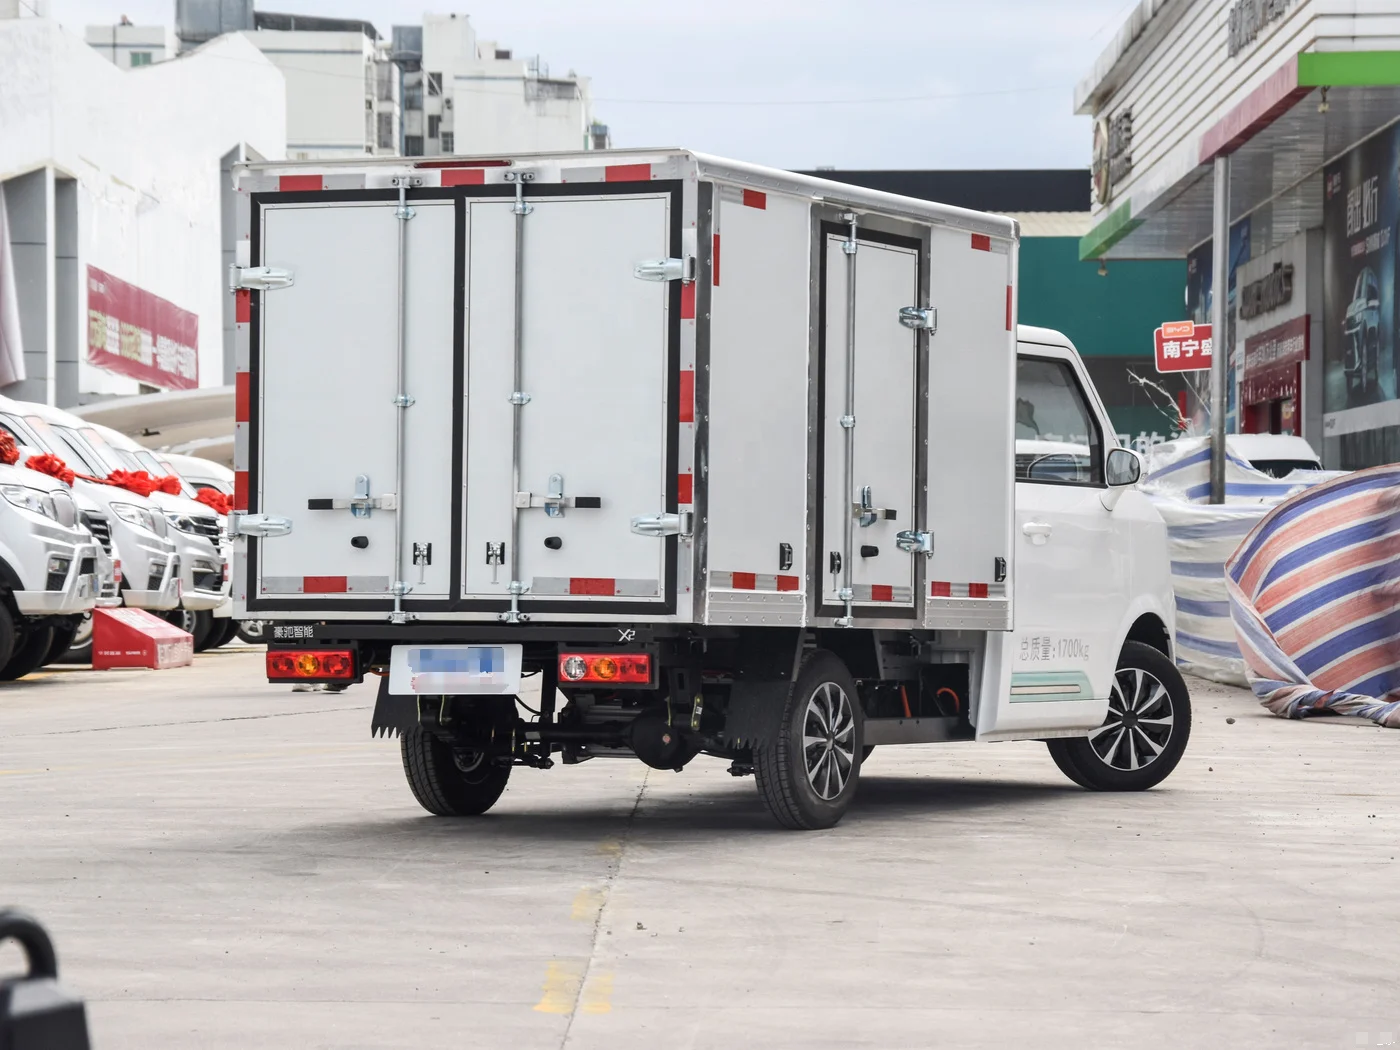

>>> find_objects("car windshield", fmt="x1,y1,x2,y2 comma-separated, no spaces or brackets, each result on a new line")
52,425,129,475
1249,458,1323,479
22,416,106,477
133,448,197,497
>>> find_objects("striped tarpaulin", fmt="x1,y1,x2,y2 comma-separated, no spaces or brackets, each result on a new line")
1224,464,1400,728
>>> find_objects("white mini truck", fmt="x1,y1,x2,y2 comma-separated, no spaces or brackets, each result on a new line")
234,150,1191,829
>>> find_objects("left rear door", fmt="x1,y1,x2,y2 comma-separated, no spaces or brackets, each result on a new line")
252,196,457,608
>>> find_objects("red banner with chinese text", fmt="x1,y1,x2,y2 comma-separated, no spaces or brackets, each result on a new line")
86,265,198,390
1154,321,1214,373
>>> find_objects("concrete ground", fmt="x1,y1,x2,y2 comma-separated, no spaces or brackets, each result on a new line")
1,651,1397,1050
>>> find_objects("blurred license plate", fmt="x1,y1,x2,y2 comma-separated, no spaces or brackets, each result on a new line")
388,644,522,695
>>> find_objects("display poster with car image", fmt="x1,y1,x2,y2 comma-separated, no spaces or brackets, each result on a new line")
1323,124,1399,414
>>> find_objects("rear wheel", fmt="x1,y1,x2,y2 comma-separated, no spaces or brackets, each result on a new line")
753,651,863,830
236,620,266,645
206,617,239,650
401,724,512,816
0,625,54,681
0,605,17,671
191,610,216,652
1047,641,1191,791
57,612,93,664
42,618,80,666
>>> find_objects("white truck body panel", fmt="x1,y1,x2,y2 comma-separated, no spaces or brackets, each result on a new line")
233,149,1018,631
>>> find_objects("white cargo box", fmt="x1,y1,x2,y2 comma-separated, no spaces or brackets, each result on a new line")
231,149,1018,631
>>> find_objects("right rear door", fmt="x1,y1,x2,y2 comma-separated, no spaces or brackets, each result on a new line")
461,188,680,612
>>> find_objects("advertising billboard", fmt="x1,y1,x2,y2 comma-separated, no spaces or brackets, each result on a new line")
86,266,199,391
1322,124,1399,413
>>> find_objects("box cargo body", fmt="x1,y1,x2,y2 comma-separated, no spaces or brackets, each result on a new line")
231,149,1018,633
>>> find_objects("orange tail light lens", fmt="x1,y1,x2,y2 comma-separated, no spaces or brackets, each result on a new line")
267,649,355,681
558,652,651,685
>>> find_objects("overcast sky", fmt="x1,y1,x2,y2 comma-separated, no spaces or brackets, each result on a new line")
53,0,1136,170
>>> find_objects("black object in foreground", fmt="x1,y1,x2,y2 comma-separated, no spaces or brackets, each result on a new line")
0,909,90,1050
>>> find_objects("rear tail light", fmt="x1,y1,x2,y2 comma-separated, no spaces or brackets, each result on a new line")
559,652,651,685
267,649,355,681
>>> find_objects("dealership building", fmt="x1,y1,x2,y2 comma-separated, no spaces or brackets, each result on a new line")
1078,0,1400,469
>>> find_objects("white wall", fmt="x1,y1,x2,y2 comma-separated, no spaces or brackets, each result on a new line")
85,23,173,67
451,71,592,153
0,19,284,399
243,29,373,158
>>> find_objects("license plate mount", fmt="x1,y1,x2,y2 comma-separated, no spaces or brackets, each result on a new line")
388,643,523,696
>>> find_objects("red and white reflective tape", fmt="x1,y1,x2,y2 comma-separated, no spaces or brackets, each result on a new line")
710,571,800,592
529,577,659,598
930,582,1007,599
261,575,390,594
848,584,914,603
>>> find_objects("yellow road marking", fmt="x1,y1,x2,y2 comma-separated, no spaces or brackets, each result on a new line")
581,972,614,1014
570,887,604,922
532,960,583,1014
596,838,622,857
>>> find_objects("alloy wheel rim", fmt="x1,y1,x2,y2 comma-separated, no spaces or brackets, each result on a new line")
1088,667,1174,771
802,681,855,800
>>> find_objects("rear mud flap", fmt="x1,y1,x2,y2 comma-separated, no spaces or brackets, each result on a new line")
717,681,792,749
370,677,418,739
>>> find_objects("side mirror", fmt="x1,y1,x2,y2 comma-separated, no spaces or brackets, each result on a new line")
1105,447,1142,488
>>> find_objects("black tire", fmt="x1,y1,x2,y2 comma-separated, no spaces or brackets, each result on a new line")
0,625,54,681
0,603,17,672
236,620,266,645
57,613,93,665
753,650,864,830
400,724,512,816
191,610,216,652
1046,641,1191,791
207,617,239,649
42,618,80,666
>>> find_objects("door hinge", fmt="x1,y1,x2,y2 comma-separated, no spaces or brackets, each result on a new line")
633,257,696,282
630,511,693,538
229,265,294,292
896,530,934,556
898,306,938,333
230,512,293,538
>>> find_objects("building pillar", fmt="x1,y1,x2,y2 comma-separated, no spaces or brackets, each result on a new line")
1209,154,1230,504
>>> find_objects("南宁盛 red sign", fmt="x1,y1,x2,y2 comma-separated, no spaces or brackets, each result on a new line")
1154,321,1213,373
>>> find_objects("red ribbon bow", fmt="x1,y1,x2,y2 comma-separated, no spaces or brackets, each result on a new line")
0,432,18,467
193,487,233,516
26,453,76,486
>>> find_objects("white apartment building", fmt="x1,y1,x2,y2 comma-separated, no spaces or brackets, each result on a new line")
0,14,284,405
395,13,607,157
85,19,174,68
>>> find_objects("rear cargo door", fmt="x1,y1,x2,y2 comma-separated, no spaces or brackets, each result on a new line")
252,197,457,606
462,190,677,611
819,227,921,616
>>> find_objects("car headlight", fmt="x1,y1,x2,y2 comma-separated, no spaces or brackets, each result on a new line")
1,485,57,519
165,513,198,534
109,501,159,535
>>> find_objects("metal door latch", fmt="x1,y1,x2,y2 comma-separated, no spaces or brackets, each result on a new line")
853,486,897,527
896,530,934,556
486,541,504,584
898,306,938,333
413,542,432,584
515,474,600,516
633,257,696,282
230,513,293,538
307,474,397,518
229,265,294,292
630,511,693,538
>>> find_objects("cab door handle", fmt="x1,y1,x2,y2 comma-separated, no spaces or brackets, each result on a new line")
1021,521,1053,545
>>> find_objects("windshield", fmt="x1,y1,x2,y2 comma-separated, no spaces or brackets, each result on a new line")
61,426,135,475
22,416,106,476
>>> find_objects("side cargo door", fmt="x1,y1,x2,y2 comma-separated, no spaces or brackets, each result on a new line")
249,195,458,609
461,186,680,615
818,223,921,620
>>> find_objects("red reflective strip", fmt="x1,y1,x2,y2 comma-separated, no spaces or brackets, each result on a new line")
233,471,248,511
931,581,952,597
680,281,696,320
440,167,486,186
1006,286,1013,331
742,189,767,210
235,288,250,324
234,372,250,423
569,578,616,596
731,571,756,590
776,575,800,592
304,576,347,593
871,584,894,602
971,233,991,252
279,175,322,192
677,473,693,504
605,163,651,182
678,369,695,423
969,582,989,598
712,233,721,286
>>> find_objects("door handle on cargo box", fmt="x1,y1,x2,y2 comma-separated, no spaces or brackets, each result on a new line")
1021,521,1053,545
231,513,293,538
